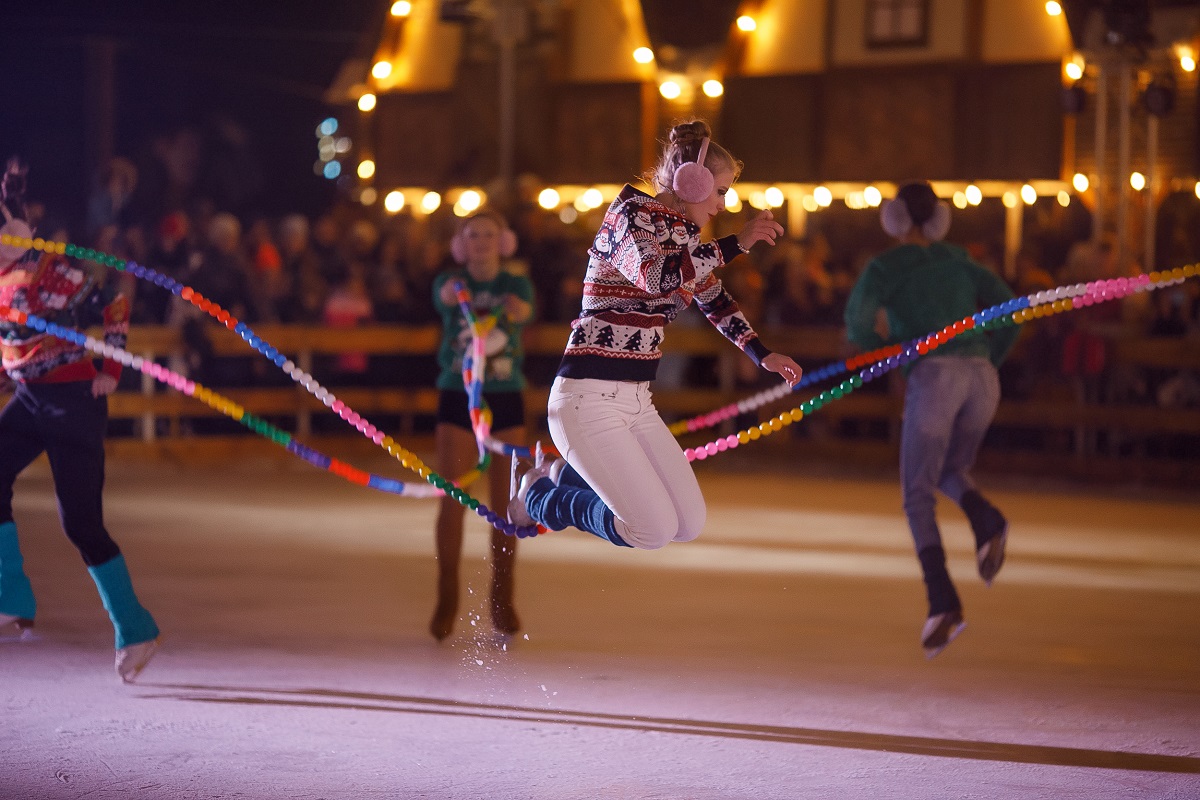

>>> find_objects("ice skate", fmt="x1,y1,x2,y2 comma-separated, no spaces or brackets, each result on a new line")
921,609,966,659
0,612,36,643
507,445,552,527
116,637,160,684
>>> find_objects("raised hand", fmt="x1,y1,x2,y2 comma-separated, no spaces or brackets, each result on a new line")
736,210,785,252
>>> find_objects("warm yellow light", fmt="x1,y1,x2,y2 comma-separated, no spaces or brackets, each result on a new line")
724,189,742,212
357,159,376,179
559,206,578,224
537,188,560,209
358,93,377,112
384,191,405,213
1057,190,1071,207
421,191,441,213
965,184,982,205
360,187,377,206
459,189,483,212
748,191,769,210
1002,191,1018,208
1183,55,1197,72
813,185,833,207
633,47,654,64
659,80,682,100
453,202,470,218
582,188,604,209
1021,184,1037,205
1130,171,1146,191
702,80,724,98
736,15,757,32
764,186,784,207
574,194,590,213
1065,62,1084,81
953,191,968,210
390,1,412,17
1045,1,1063,16
844,192,865,210
801,195,819,213
1073,172,1090,192
864,185,882,207
372,61,393,80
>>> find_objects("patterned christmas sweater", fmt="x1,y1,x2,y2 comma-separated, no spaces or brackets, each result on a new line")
557,185,771,382
1,248,127,384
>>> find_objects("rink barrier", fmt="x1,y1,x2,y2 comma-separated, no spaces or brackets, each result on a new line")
2,231,1197,533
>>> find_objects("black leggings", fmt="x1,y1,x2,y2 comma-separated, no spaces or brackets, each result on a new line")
436,389,525,432
0,381,121,566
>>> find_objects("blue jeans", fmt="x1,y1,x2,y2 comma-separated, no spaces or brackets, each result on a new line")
900,357,1000,554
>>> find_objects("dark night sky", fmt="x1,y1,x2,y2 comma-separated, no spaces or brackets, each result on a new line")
2,0,382,228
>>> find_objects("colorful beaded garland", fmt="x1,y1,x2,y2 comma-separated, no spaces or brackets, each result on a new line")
0,233,543,538
4,230,1194,535
674,268,1198,461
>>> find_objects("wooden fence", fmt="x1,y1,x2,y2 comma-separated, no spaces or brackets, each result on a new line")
5,323,1199,485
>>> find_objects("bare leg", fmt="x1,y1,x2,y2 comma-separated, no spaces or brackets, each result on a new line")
430,423,479,640
489,425,525,635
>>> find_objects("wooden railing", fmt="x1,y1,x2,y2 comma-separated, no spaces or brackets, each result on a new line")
5,323,1199,482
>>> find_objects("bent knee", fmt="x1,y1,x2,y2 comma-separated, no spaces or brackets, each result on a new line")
615,510,679,551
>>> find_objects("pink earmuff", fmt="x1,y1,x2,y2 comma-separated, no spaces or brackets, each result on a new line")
672,138,715,204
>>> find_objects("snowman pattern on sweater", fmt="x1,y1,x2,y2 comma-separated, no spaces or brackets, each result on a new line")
558,184,766,382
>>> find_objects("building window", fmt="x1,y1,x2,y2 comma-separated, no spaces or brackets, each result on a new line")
865,0,929,48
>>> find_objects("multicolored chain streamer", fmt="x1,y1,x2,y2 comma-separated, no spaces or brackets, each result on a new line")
0,232,543,537
4,230,1194,535
674,267,1199,460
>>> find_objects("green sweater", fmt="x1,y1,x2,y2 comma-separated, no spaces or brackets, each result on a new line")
433,268,534,392
844,242,1019,368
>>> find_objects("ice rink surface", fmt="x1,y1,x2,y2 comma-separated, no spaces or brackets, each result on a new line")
3,454,1198,799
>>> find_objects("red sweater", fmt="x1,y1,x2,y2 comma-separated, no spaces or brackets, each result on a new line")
1,250,127,383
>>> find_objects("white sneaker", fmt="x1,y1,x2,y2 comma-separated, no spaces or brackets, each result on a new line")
116,637,160,683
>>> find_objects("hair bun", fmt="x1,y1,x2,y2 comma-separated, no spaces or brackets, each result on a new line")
669,120,711,145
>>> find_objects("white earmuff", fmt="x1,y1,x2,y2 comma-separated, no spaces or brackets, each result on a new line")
880,198,913,239
450,221,519,264
922,202,952,242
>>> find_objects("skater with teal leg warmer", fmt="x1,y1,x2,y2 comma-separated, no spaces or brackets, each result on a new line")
0,156,160,681
0,521,36,630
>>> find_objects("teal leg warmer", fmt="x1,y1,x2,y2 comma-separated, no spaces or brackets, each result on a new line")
88,555,159,649
0,521,36,620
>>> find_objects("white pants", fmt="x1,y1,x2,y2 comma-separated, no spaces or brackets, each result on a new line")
547,377,705,549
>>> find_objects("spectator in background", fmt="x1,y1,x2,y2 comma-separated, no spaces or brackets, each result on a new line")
765,234,841,327
321,262,374,385
245,217,285,322
311,212,345,287
139,211,193,324
277,214,326,323
86,157,138,240
168,213,254,387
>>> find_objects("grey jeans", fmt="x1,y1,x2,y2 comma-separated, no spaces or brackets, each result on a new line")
900,356,1001,553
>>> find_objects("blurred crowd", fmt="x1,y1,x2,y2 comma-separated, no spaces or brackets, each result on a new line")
22,153,1200,418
